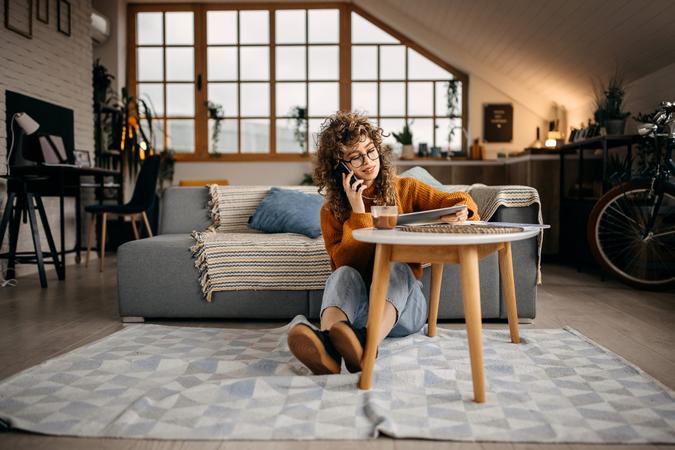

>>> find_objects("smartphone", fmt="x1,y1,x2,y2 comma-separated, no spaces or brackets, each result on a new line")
334,161,359,187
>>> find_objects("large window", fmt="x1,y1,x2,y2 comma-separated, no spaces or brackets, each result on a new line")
128,4,468,161
349,12,463,152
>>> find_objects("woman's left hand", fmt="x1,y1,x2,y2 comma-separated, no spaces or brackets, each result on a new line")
440,208,468,223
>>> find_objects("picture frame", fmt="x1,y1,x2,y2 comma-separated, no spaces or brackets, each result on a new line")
483,103,513,143
568,128,578,143
73,150,92,168
4,0,33,39
57,0,70,36
36,0,48,24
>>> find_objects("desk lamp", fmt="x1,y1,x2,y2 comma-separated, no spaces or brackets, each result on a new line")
6,112,40,173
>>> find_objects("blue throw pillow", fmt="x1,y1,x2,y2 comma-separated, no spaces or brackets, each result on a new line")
399,166,443,187
249,188,324,238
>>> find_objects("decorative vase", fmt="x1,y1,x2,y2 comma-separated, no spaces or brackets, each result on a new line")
401,144,415,160
605,119,625,135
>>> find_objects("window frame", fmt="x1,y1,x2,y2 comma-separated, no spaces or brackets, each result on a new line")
127,2,469,162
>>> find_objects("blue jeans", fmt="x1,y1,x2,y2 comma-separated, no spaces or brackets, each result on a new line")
320,263,428,337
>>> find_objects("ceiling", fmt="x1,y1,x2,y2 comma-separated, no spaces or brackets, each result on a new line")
124,0,675,117
355,0,675,116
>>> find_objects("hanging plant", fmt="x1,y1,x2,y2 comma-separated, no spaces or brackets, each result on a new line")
446,79,461,141
93,58,114,107
206,100,225,156
289,106,308,154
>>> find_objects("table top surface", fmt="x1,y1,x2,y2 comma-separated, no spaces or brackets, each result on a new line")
352,226,540,245
8,165,118,176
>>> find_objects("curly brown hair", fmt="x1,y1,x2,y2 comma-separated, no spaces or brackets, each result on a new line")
314,111,397,223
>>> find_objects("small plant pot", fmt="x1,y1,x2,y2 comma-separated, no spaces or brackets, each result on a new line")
605,119,626,135
401,144,415,160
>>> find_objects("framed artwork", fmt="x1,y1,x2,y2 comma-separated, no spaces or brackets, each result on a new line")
483,103,513,143
36,0,49,24
73,150,92,167
57,0,70,36
4,0,33,39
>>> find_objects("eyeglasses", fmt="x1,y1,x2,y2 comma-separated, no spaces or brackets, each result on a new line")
343,148,379,168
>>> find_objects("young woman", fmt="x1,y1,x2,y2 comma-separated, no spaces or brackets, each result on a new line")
288,111,480,375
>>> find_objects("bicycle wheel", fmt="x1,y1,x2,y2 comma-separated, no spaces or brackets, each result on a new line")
587,180,675,289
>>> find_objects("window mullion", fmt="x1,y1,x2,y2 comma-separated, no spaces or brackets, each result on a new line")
270,8,276,154
305,12,309,154
432,81,436,148
339,5,351,112
404,47,408,126
162,12,168,155
195,5,207,158
304,9,309,153
376,44,380,127
236,11,241,154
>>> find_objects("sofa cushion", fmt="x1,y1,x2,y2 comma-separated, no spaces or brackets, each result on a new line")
248,187,324,238
399,166,470,193
208,185,321,232
399,166,443,187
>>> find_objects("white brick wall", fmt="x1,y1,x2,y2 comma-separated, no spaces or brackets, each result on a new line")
1,0,94,277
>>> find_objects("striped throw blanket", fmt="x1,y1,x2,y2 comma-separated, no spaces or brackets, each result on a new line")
191,183,542,301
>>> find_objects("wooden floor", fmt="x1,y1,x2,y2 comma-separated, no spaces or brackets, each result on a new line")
0,256,673,450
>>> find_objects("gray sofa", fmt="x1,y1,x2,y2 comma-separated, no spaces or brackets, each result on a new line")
117,186,540,322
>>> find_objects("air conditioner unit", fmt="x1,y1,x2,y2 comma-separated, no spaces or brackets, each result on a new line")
91,9,110,45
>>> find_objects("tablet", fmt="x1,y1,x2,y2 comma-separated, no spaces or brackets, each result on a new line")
396,205,467,226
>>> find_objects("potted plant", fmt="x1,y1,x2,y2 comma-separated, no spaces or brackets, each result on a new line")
158,148,176,194
114,87,157,177
593,71,630,135
206,101,225,156
93,58,114,108
289,106,308,154
393,121,414,159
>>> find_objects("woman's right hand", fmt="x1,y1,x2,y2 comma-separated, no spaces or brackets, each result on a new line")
342,171,366,214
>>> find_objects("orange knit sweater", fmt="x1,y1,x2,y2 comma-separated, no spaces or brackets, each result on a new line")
320,177,480,283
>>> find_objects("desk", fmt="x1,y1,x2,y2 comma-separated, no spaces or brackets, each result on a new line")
352,226,540,403
7,165,119,280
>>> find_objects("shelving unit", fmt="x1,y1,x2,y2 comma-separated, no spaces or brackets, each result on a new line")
557,135,640,267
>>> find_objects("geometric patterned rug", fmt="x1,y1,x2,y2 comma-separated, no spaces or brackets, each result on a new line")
0,316,673,443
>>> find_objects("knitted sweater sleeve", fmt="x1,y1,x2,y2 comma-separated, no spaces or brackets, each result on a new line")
401,178,480,220
320,204,375,273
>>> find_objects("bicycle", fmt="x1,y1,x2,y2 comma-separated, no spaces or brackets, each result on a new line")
587,101,675,290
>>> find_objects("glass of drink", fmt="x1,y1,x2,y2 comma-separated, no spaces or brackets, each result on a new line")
371,205,398,229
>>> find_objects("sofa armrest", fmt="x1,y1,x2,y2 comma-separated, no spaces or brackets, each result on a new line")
466,185,541,224
465,184,542,320
159,187,211,234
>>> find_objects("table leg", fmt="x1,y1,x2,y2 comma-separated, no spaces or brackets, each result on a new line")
458,245,485,403
34,195,64,280
26,194,47,288
59,171,66,278
7,195,22,280
427,263,444,337
75,188,82,263
358,243,391,390
498,241,521,344
0,192,16,254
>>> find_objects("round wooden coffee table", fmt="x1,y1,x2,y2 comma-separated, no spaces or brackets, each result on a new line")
352,226,541,403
